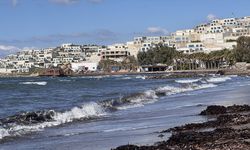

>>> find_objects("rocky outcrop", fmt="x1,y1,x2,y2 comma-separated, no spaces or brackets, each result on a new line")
200,105,250,115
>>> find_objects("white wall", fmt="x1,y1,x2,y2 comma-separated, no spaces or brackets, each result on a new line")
0,68,17,74
71,62,98,72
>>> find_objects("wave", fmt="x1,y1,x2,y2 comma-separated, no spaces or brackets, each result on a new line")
20,81,47,86
121,77,132,80
101,90,158,110
155,83,217,96
0,82,217,140
206,76,232,83
80,75,111,79
135,75,146,80
59,79,72,82
175,78,201,84
120,75,146,80
0,102,105,140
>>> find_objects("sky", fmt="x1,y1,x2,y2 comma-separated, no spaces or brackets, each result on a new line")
0,0,250,57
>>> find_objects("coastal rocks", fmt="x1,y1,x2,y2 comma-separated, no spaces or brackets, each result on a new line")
164,113,250,133
200,105,250,115
0,110,55,125
112,104,250,150
113,144,172,150
166,128,250,150
145,73,202,80
200,105,227,115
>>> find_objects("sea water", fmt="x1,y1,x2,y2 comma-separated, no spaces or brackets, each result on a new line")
0,75,250,150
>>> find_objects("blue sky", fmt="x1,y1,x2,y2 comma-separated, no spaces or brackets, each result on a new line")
0,0,250,56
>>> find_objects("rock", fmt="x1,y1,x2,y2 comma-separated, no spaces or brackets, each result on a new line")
113,105,250,150
158,134,164,138
200,105,227,115
200,105,250,116
112,145,140,150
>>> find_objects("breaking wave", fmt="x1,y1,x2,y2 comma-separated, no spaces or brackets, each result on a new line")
155,83,217,96
20,81,47,86
100,90,158,110
0,102,105,140
175,78,201,84
119,75,146,80
135,75,146,80
80,75,111,79
121,77,132,80
206,76,232,83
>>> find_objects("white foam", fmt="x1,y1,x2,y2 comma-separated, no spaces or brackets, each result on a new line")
135,75,146,80
117,90,158,110
121,77,132,80
0,102,106,140
207,76,232,83
53,102,105,123
81,75,110,79
175,78,201,84
228,75,238,78
20,81,47,86
0,128,10,140
156,83,217,96
59,79,71,82
144,90,158,99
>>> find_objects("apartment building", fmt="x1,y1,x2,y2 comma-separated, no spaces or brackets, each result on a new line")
101,44,131,62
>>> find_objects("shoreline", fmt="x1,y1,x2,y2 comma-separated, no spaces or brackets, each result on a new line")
1,69,249,78
112,105,250,150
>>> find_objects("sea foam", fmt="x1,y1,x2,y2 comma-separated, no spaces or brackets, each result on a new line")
175,78,201,84
206,76,232,83
156,83,217,96
20,81,47,86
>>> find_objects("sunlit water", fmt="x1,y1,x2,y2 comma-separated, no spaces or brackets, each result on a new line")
0,74,249,150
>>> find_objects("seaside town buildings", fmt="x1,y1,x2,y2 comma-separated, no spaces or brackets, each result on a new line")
1,16,250,74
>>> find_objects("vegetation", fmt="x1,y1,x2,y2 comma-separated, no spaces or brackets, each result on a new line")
137,45,178,66
226,39,237,42
99,56,138,72
100,36,250,72
233,36,250,63
191,40,201,43
137,44,236,70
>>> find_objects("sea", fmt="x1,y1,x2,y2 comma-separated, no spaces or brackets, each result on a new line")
0,74,249,150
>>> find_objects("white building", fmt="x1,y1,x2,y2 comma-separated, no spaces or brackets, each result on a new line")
71,62,98,72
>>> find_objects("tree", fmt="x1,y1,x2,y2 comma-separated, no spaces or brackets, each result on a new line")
234,36,250,63
137,45,178,65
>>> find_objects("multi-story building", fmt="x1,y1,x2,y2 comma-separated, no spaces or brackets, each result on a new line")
100,43,131,62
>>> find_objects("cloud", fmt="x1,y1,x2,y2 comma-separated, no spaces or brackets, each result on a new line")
207,14,217,21
49,0,79,4
146,27,168,35
0,45,20,58
49,0,103,5
0,29,118,47
11,0,18,7
87,0,103,4
0,45,20,51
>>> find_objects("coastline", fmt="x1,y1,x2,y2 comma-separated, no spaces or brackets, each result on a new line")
113,105,250,150
1,69,250,79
